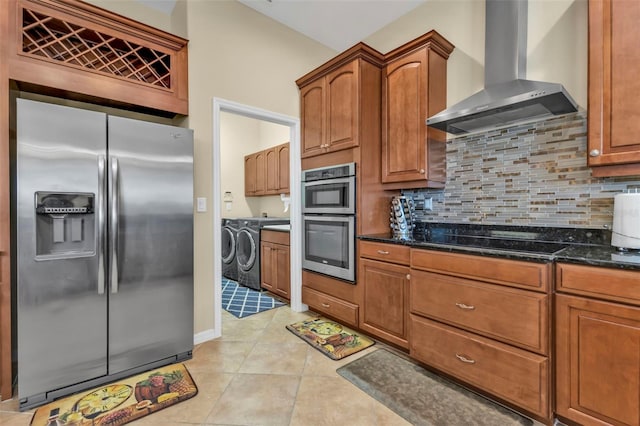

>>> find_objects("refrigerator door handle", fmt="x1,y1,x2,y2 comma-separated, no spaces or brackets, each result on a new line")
97,155,106,295
110,157,120,294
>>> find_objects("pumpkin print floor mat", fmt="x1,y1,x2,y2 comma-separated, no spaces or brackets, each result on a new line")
286,317,375,360
30,363,197,425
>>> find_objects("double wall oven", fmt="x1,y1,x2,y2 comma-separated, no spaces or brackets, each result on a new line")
302,163,356,282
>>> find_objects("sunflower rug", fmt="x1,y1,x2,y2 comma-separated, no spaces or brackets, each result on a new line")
286,317,374,360
30,363,197,426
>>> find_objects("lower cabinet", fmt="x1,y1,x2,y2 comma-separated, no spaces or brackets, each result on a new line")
359,258,410,348
260,230,290,300
411,315,549,417
301,270,359,327
409,248,552,422
555,262,640,426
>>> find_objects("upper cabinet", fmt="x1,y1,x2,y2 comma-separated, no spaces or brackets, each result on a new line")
297,44,385,160
245,142,289,197
382,32,454,189
3,0,189,116
588,0,640,177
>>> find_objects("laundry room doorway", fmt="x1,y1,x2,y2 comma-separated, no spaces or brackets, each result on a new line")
212,98,304,338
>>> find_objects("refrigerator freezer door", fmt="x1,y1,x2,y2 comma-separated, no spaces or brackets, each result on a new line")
107,116,194,374
17,99,108,401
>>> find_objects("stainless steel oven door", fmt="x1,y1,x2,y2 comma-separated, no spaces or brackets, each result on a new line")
302,177,355,215
302,215,355,282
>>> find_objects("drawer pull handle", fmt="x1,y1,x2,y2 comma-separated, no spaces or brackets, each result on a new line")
377,250,390,255
455,354,476,364
321,303,330,308
455,303,476,310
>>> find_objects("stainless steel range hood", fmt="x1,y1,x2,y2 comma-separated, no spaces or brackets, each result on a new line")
426,0,578,135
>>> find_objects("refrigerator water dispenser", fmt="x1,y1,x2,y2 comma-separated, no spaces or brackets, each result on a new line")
35,192,95,259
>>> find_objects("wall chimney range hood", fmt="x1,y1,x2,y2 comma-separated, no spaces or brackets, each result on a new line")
426,0,578,135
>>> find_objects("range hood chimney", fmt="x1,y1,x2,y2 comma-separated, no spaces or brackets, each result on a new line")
426,0,578,135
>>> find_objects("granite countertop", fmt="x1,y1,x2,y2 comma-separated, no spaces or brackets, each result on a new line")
358,223,640,271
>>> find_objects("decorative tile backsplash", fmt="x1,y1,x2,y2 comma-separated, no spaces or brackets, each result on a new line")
404,112,640,228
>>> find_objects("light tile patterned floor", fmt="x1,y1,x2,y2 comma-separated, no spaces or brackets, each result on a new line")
0,306,410,426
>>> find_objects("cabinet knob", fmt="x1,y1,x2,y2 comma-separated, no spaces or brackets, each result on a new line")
419,169,425,174
589,149,600,157
455,353,476,364
406,274,411,280
377,250,390,255
321,303,330,308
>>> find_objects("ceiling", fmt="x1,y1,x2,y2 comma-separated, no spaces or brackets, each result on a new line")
137,0,427,52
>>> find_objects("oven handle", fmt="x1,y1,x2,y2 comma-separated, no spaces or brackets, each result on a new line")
302,215,354,223
302,176,354,187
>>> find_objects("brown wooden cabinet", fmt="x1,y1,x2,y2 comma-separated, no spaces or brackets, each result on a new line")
588,0,640,177
556,263,640,425
299,60,360,158
301,270,359,327
297,44,385,161
245,142,289,197
409,248,552,422
3,0,189,116
381,32,454,189
358,241,411,348
277,143,289,193
244,154,257,196
260,230,290,300
300,79,325,157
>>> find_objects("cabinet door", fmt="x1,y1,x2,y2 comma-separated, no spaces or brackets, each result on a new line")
265,147,278,194
274,243,290,299
556,294,640,425
588,0,640,176
254,151,266,195
261,242,275,292
277,143,289,193
244,154,256,196
382,48,427,183
359,258,410,348
300,80,325,158
326,60,359,152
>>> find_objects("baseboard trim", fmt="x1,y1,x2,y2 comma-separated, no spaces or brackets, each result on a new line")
193,329,217,345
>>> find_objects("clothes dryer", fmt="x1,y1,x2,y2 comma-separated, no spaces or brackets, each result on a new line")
221,218,240,281
236,218,290,290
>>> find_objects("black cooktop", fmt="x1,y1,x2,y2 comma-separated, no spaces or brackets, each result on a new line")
403,222,610,255
413,233,570,254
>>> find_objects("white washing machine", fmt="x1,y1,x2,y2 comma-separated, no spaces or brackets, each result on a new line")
221,218,240,281
236,218,290,290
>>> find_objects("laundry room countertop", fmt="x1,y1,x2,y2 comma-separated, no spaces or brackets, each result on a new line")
262,224,291,232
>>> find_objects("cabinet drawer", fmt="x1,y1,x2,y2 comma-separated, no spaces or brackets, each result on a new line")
410,270,548,354
557,263,640,305
410,315,549,418
302,287,358,327
359,240,410,265
261,229,290,246
411,249,550,292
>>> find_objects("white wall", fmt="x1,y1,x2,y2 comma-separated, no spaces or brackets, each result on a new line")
220,113,290,219
185,1,334,335
220,111,259,219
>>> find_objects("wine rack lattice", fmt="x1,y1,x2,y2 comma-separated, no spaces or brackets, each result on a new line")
21,8,172,89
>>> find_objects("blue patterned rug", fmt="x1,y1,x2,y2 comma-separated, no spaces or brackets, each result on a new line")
221,278,286,318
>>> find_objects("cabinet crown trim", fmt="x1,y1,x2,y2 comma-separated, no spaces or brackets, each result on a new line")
296,42,385,88
384,30,455,62
22,0,188,49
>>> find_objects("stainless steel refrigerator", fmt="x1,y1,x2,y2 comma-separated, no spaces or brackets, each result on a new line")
15,99,194,410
